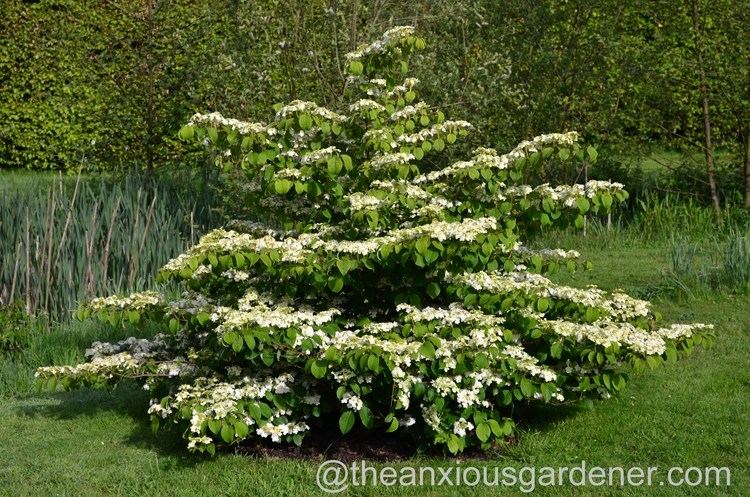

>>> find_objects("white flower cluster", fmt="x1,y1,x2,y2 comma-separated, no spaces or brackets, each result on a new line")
275,100,346,123
502,345,558,382
397,120,473,146
350,99,386,114
187,112,277,137
37,352,147,381
345,25,416,61
363,128,392,143
85,335,168,361
514,246,581,260
172,374,296,427
657,323,714,340
397,302,504,329
369,179,456,218
390,102,430,121
161,230,316,272
498,180,625,206
453,417,474,436
221,268,251,282
256,421,310,442
535,318,712,356
300,146,340,164
274,168,307,180
367,152,415,170
167,291,213,316
414,147,507,183
347,192,384,212
412,197,455,218
319,217,499,256
416,132,579,183
370,179,431,200
447,270,651,320
86,291,163,312
432,371,505,409
163,218,500,273
341,392,364,411
386,78,420,99
348,182,454,219
212,301,340,335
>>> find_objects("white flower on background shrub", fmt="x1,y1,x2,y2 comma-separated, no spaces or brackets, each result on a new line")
37,27,713,456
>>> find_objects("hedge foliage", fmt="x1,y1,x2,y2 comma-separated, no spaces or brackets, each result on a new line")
3,1,748,174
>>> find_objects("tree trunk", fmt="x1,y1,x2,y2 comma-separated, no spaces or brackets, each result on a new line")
690,0,721,216
744,131,750,208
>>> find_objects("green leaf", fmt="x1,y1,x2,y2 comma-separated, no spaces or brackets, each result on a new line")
208,419,222,434
310,359,327,379
476,422,491,442
349,60,364,75
446,436,460,454
574,214,585,229
576,197,590,213
220,423,234,443
341,154,353,171
551,341,564,359
586,145,598,162
298,114,313,130
339,411,355,434
223,331,240,346
231,334,244,353
261,351,275,366
178,125,194,141
367,354,380,372
487,419,503,437
327,276,344,293
242,330,256,349
419,341,435,359
474,353,490,368
274,179,292,194
386,416,399,433
359,406,374,428
336,259,351,276
426,282,441,299
234,420,249,439
196,312,211,325
665,345,677,364
520,377,535,397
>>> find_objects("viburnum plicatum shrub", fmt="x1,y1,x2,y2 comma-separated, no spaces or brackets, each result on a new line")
37,27,713,455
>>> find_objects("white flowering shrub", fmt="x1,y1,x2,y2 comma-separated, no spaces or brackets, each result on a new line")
37,27,713,455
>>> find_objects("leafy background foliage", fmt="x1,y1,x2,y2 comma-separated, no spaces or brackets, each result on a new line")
3,0,748,206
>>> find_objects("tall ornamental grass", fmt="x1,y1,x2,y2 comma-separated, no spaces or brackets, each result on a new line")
0,173,210,319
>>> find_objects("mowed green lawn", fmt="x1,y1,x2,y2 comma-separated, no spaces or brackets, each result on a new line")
0,245,748,497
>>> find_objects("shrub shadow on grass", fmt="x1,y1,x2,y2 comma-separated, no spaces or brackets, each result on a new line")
511,401,585,433
14,386,586,464
12,385,200,464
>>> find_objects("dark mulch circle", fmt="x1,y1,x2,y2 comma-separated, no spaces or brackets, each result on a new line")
235,426,516,462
